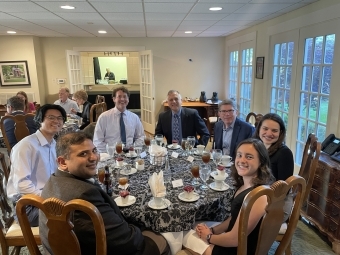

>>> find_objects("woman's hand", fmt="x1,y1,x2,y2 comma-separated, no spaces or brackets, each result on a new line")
70,108,77,114
195,223,212,242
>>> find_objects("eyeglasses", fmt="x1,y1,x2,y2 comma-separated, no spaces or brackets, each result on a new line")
219,109,235,114
45,115,64,121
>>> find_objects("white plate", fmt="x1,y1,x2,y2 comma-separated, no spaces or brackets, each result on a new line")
218,162,234,168
210,171,229,178
114,162,128,168
167,144,181,150
125,153,137,158
209,182,230,191
119,168,137,175
178,192,199,202
114,196,136,207
148,198,171,210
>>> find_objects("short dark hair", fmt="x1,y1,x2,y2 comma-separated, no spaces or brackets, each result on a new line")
231,138,275,188
112,86,130,98
34,104,67,127
218,99,238,111
253,113,286,156
56,132,93,159
7,96,25,111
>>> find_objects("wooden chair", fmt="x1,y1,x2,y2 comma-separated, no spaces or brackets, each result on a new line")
204,106,219,142
275,133,321,255
0,152,10,182
0,163,41,255
89,102,107,123
95,95,105,103
0,105,6,117
0,114,35,154
16,194,106,255
245,112,263,128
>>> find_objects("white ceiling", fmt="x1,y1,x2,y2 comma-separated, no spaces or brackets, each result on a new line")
0,0,319,38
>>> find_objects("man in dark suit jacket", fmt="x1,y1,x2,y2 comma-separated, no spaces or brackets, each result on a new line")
3,96,37,148
213,99,255,160
40,132,169,255
155,90,210,146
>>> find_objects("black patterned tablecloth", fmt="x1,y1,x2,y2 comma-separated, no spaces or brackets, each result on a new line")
97,150,235,233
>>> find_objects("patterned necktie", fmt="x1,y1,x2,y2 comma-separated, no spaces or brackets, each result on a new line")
173,114,180,142
120,113,126,143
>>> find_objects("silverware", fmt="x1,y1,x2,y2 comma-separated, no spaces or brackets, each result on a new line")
140,193,146,207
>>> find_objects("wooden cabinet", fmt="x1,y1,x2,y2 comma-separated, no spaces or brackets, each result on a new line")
301,152,340,254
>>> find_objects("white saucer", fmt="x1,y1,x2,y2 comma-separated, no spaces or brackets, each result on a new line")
114,162,128,168
114,196,136,207
126,153,137,158
148,198,171,210
119,168,137,175
210,171,229,178
178,192,199,202
209,182,230,191
167,144,181,149
218,162,233,168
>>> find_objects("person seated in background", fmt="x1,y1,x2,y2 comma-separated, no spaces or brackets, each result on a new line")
93,86,144,152
182,138,275,255
6,104,66,227
16,91,36,114
54,87,79,114
105,67,115,80
155,90,210,146
70,89,92,130
253,113,294,222
213,99,255,160
3,96,38,148
40,132,170,255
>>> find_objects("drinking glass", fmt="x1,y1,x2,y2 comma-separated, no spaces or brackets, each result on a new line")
211,149,222,169
199,164,211,190
97,167,105,184
181,138,188,157
144,135,151,150
118,171,129,190
106,142,115,158
191,164,200,186
115,141,123,155
187,136,196,155
201,151,211,164
134,141,143,159
155,134,164,146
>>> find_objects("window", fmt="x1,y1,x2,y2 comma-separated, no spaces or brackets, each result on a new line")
295,34,335,164
270,42,295,127
229,51,238,101
239,48,253,120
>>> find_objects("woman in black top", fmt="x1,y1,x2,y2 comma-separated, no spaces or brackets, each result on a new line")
193,138,275,255
71,90,92,130
253,113,294,221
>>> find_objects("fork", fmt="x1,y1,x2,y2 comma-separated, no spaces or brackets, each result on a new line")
140,193,146,207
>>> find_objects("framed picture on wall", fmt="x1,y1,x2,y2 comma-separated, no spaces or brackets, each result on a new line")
0,61,31,86
255,57,265,79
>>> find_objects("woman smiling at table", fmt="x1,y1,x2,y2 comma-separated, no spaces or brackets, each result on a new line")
183,138,274,255
70,90,92,130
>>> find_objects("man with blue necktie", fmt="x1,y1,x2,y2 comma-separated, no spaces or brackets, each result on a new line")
155,90,209,146
93,86,144,152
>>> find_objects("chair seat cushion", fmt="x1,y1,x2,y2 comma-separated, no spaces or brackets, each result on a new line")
6,222,39,237
279,222,287,234
209,117,218,123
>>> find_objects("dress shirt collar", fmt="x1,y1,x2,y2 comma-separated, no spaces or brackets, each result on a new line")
113,107,127,116
36,130,55,146
223,117,236,130
171,108,182,117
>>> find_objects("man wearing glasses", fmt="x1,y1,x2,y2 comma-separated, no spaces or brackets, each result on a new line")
213,99,255,160
7,104,66,227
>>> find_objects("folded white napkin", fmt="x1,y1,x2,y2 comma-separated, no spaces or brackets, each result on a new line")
150,144,167,156
160,232,184,255
148,171,166,197
99,153,110,162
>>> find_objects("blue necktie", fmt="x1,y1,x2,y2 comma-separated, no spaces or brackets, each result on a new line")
173,114,180,142
120,113,126,143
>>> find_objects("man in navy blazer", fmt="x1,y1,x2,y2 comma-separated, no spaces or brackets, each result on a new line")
213,99,255,160
3,96,37,148
155,90,210,146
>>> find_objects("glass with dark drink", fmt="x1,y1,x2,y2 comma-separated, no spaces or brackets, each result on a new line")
115,142,123,155
181,138,188,156
191,164,200,186
201,151,211,164
144,136,151,146
97,168,105,183
118,176,128,190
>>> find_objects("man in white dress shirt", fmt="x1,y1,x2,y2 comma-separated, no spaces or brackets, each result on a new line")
7,104,66,226
54,87,79,114
93,86,144,153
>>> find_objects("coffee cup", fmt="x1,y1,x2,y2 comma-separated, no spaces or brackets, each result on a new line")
196,145,205,154
214,174,226,189
153,196,165,207
221,155,232,166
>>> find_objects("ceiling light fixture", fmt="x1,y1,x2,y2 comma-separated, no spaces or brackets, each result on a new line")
98,30,107,34
209,7,222,11
185,31,192,34
7,31,16,34
60,5,75,10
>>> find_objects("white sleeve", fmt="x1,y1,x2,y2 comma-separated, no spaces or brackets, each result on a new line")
93,114,107,153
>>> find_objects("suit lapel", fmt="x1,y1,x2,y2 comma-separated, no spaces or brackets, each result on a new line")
230,118,241,155
180,108,186,137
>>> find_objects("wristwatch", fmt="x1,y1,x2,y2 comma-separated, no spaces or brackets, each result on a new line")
206,233,212,244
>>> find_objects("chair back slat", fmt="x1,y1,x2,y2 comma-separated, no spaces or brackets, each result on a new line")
245,112,263,128
90,102,107,123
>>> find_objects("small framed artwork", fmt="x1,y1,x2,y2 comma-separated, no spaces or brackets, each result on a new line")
0,60,31,86
255,57,265,79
